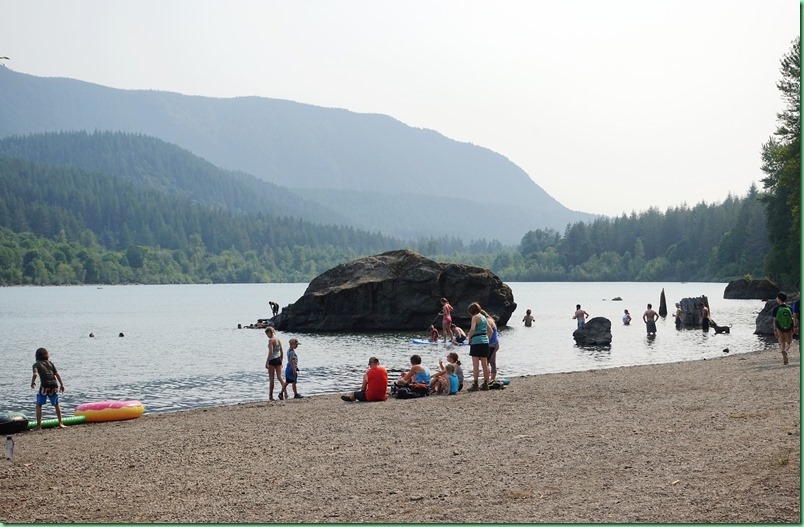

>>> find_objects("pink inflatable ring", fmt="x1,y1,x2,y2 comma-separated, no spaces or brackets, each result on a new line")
74,400,144,423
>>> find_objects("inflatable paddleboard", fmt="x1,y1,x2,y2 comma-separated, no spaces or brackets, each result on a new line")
411,339,467,346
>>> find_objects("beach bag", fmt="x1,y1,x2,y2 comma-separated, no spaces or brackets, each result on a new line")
395,387,420,399
409,382,429,396
395,382,429,399
776,305,794,331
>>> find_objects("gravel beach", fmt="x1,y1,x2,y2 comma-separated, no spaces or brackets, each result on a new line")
1,345,800,524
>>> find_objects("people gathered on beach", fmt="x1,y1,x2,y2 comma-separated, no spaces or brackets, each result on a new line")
259,296,771,405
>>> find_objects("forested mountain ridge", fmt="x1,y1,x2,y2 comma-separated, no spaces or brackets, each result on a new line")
0,131,352,226
0,155,405,255
0,67,594,243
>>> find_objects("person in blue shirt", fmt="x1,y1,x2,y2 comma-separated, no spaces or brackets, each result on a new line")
284,338,303,399
446,363,459,395
395,354,431,387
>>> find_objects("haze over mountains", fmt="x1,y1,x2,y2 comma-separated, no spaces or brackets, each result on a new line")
0,67,595,244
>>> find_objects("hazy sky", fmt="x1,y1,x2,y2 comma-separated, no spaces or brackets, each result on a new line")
1,0,798,216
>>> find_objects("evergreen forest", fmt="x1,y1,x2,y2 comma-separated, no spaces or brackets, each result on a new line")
0,38,799,290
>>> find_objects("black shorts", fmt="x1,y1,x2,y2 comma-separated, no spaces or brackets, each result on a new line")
268,357,282,367
455,335,466,343
353,390,367,402
469,342,490,358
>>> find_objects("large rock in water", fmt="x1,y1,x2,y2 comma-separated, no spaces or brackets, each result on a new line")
724,278,780,300
755,294,800,335
271,250,517,332
573,317,612,346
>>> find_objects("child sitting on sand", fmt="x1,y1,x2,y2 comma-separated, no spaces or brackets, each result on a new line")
446,363,459,395
429,352,463,393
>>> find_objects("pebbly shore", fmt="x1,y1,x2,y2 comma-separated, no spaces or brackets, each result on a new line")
1,344,800,524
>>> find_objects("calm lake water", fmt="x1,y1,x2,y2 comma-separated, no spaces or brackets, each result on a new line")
0,282,777,417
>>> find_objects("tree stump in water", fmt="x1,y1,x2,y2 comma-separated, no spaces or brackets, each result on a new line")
677,296,709,328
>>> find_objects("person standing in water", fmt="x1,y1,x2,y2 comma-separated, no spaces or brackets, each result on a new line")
440,298,454,344
674,303,683,330
643,303,659,336
700,303,711,332
622,309,632,325
522,309,535,327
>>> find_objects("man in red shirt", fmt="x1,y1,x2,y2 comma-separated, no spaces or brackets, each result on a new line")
341,356,388,402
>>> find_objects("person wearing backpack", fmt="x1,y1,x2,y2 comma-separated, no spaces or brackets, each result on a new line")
771,292,794,365
30,347,67,430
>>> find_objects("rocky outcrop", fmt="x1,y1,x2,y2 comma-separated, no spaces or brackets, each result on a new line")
724,279,780,300
271,249,517,332
755,300,777,335
573,317,612,346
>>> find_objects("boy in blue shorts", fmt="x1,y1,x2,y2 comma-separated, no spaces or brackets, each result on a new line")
284,338,303,399
30,347,66,430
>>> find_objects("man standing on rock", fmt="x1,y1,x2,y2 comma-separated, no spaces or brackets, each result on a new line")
573,304,589,329
643,303,659,336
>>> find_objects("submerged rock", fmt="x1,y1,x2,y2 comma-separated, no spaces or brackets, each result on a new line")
573,317,612,346
271,249,517,332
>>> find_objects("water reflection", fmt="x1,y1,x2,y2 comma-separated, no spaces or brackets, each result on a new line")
574,345,612,363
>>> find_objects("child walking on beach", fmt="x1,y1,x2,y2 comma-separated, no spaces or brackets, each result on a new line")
284,338,303,398
30,347,66,430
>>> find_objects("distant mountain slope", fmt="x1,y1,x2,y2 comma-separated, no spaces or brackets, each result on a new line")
0,156,399,255
0,131,351,226
0,67,595,243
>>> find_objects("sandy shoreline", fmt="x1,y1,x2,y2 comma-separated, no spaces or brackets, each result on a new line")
2,345,800,524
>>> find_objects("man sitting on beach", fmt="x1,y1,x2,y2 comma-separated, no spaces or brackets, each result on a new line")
341,356,388,402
